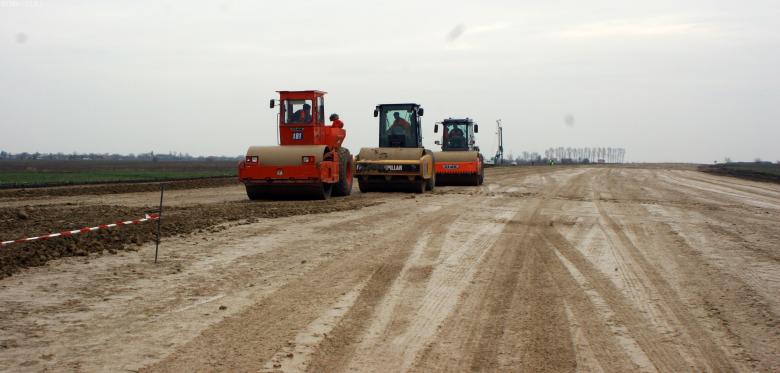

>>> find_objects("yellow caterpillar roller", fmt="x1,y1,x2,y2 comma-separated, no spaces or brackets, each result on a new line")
354,103,436,193
433,118,484,186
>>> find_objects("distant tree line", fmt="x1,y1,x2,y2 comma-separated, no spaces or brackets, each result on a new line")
490,148,626,165
510,151,543,164
0,150,241,162
543,147,626,164
494,147,626,165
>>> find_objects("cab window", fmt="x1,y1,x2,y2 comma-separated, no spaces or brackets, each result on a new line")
317,96,324,123
443,123,469,149
285,99,313,124
380,108,416,147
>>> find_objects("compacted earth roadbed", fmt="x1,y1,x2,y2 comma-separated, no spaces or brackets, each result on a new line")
1,166,778,372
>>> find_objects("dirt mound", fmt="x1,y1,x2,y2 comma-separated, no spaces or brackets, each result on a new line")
0,198,380,278
700,164,780,184
0,178,239,199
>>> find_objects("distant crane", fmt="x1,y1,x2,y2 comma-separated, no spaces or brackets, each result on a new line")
494,119,504,165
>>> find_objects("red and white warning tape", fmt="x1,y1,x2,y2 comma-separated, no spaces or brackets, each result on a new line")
1,213,160,247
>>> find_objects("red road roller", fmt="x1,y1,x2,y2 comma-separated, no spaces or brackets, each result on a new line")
238,90,352,199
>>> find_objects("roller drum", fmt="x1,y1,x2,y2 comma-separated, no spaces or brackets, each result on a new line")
434,151,483,186
241,145,333,200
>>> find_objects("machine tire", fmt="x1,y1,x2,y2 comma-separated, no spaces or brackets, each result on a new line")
424,149,436,191
332,148,353,197
425,172,435,191
358,178,372,193
414,179,426,194
315,183,333,200
246,185,262,200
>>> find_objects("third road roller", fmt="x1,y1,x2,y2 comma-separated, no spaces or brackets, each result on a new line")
433,117,484,186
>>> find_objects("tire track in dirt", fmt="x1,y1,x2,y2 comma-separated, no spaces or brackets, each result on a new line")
626,217,780,371
685,171,780,199
140,169,556,370
303,204,473,372
410,203,542,372
547,170,663,371
339,197,519,372
503,231,578,372
143,195,461,373
547,247,647,372
610,170,780,371
659,172,780,210
462,177,583,372
607,170,779,371
305,171,537,372
411,171,587,372
513,175,652,371
259,280,367,372
537,173,662,372
581,172,666,330
595,171,740,371
543,226,695,371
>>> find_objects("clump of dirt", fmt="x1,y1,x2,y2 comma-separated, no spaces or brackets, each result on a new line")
0,198,381,278
0,178,239,199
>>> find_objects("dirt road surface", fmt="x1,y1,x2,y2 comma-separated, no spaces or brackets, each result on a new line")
1,166,778,372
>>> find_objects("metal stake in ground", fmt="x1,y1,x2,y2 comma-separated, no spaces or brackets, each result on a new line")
154,184,164,263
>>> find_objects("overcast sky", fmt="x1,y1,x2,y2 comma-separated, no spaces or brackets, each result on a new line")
1,0,778,162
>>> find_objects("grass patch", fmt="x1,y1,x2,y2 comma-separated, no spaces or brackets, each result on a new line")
0,170,234,186
0,160,236,187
